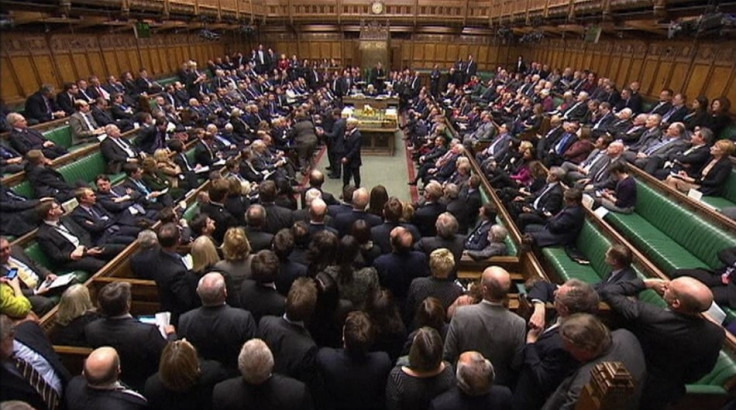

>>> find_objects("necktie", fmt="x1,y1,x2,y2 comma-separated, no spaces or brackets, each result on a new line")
43,97,52,115
56,223,81,247
662,106,677,122
134,180,151,196
112,138,135,158
555,134,572,155
82,113,96,131
11,355,60,410
533,184,555,210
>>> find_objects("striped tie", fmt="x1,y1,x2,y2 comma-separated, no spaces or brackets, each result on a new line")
12,355,60,410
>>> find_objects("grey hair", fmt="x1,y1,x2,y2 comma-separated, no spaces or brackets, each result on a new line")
238,339,274,385
137,230,159,249
456,351,495,396
196,272,227,306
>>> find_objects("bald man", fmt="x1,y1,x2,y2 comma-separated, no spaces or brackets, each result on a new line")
374,227,429,312
332,187,381,237
431,351,512,410
599,277,725,410
65,347,147,410
443,266,526,387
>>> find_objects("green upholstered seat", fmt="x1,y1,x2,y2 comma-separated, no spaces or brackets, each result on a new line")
720,123,736,141
540,220,610,284
701,169,736,211
12,181,33,198
606,180,736,271
24,242,91,284
687,351,736,395
183,203,200,221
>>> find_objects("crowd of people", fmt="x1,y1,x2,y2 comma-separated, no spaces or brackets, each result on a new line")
0,49,734,410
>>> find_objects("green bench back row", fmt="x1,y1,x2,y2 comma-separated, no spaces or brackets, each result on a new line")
42,126,72,149
24,242,92,284
608,179,736,271
701,169,736,211
721,123,736,141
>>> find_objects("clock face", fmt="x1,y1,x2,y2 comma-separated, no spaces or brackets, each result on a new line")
371,1,384,14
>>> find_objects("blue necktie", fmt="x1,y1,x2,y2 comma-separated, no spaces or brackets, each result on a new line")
555,134,572,155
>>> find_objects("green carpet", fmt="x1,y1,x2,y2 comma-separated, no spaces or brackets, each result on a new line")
312,130,413,202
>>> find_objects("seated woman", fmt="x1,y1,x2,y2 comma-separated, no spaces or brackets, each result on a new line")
144,339,228,410
51,284,100,346
665,139,735,196
464,224,509,261
141,157,184,200
385,327,455,410
595,162,636,214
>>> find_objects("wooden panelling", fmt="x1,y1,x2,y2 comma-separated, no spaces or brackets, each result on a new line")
526,38,736,104
1,32,225,104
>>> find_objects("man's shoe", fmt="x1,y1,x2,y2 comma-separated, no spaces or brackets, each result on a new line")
328,174,341,179
325,166,332,171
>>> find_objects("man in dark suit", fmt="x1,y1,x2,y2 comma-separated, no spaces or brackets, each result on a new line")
24,85,66,124
599,276,725,410
129,230,159,279
64,346,148,410
94,175,157,227
136,118,168,155
200,179,237,244
373,227,429,311
1,236,56,315
244,205,275,253
37,200,126,272
342,117,362,188
649,88,674,116
411,181,447,237
212,338,314,410
414,213,465,272
660,93,689,126
0,139,25,175
315,311,392,410
239,250,286,322
0,185,45,237
513,279,600,410
542,315,646,410
594,244,638,291
431,351,513,410
150,223,198,325
333,187,381,237
85,281,176,391
179,272,257,374
511,167,565,232
463,203,496,252
70,187,140,246
300,170,338,208
25,150,75,201
671,246,736,310
8,113,68,159
320,110,346,179
371,198,420,254
524,188,585,248
100,124,139,174
259,180,294,234
121,163,173,210
327,185,356,218
0,314,71,410
56,83,79,116
258,276,318,386
653,127,712,180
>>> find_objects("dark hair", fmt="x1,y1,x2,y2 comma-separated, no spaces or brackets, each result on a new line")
306,231,338,277
408,327,444,372
208,178,230,203
259,180,277,202
335,235,360,285
167,139,185,153
366,289,406,338
190,214,211,237
313,272,339,322
251,250,280,283
343,311,374,356
97,282,131,316
368,185,389,217
607,244,632,267
157,223,181,248
383,197,403,223
272,229,294,260
414,297,446,334
350,219,372,245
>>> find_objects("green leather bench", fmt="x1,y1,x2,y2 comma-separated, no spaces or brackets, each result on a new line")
12,180,33,198
719,123,735,141
701,169,736,212
56,152,126,189
605,180,736,274
182,203,199,221
23,242,93,304
42,125,95,152
158,77,178,86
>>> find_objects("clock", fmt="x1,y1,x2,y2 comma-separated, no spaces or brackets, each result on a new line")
370,1,384,14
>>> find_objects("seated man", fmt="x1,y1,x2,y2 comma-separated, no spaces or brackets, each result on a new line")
510,167,564,232
121,163,173,210
464,224,509,261
94,174,157,227
36,200,126,273
70,188,141,246
25,150,76,202
0,184,47,237
65,347,148,410
7,113,68,159
100,124,139,174
522,188,585,248
69,100,106,146
0,236,58,316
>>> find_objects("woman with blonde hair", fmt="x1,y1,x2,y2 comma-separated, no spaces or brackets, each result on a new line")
153,148,182,189
51,284,100,346
213,227,253,293
191,235,221,277
144,339,227,410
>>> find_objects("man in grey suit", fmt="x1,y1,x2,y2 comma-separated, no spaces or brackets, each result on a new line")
634,122,689,174
542,314,646,410
69,100,106,146
443,266,525,387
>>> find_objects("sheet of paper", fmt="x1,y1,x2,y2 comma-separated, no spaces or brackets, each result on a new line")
36,273,76,293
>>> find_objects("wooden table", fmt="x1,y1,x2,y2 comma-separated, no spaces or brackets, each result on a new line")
350,108,397,156
343,96,400,110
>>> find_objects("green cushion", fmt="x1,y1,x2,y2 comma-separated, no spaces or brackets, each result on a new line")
158,77,178,86
185,148,196,165
183,203,199,221
704,169,736,206
43,126,72,149
641,101,654,113
691,350,736,387
553,97,563,108
701,196,735,212
719,123,736,141
25,242,93,282
12,181,33,199
541,247,602,283
58,152,107,184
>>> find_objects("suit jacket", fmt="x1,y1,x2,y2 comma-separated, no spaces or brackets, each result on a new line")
315,348,392,410
415,235,465,269
92,106,116,126
179,304,257,372
26,164,74,199
130,247,159,279
69,112,99,145
37,218,95,264
669,144,710,176
258,315,318,385
10,128,53,156
594,266,638,291
430,386,513,410
0,186,40,236
0,321,71,410
262,202,294,234
542,329,646,410
200,202,237,243
194,141,218,167
530,205,585,248
649,101,673,116
65,376,148,410
101,137,139,174
136,126,166,155
69,204,121,245
374,251,429,306
24,91,55,123
85,316,170,391
599,279,724,406
412,202,447,237
212,374,313,410
144,359,227,410
696,157,733,196
343,129,362,168
333,210,382,237
444,301,526,387
527,183,563,217
238,280,286,323
150,250,198,324
244,227,274,253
